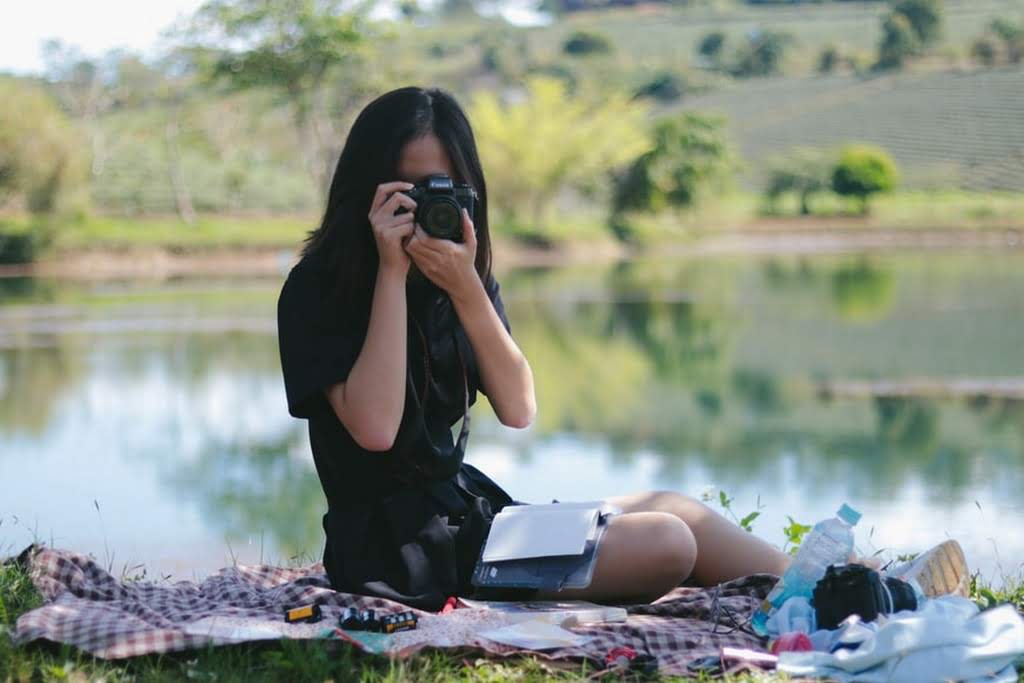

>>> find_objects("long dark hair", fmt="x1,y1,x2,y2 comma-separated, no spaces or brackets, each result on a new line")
301,86,492,323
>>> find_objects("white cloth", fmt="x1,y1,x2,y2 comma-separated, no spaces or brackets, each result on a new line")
766,596,816,635
778,596,1024,682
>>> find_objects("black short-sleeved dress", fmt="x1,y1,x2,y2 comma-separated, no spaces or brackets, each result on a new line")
276,247,517,611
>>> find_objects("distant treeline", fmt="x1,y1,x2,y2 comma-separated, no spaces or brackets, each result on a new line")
546,0,883,14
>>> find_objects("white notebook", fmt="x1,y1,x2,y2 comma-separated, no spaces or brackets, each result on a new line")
480,501,614,563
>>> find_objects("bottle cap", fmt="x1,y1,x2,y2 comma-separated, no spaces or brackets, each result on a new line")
837,503,861,526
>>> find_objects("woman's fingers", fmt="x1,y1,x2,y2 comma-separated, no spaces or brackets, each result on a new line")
461,208,476,249
382,211,415,230
410,225,448,252
380,191,417,217
369,181,414,217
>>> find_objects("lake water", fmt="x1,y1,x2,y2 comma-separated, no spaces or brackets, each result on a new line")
2,250,1023,584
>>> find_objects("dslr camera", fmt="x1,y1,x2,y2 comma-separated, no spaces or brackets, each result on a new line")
398,174,477,242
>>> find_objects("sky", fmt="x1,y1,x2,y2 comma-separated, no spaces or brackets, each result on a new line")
0,0,548,76
0,0,208,75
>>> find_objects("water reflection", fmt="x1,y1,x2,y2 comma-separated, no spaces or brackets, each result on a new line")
831,260,896,323
1,252,1023,577
168,426,324,560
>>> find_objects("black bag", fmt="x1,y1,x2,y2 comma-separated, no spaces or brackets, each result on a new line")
813,563,918,630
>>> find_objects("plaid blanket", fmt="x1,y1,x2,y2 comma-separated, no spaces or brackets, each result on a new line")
11,545,776,676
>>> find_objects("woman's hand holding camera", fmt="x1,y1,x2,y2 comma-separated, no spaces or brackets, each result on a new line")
369,181,417,277
405,208,479,300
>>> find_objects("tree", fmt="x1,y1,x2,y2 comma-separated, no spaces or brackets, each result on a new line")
876,0,943,69
764,148,833,215
892,0,944,48
818,45,840,74
876,11,920,70
563,30,614,56
0,79,86,214
971,36,998,67
470,77,650,233
989,18,1024,64
611,113,734,226
730,30,792,78
185,0,366,197
698,32,727,66
0,78,87,262
831,144,899,214
41,41,116,181
633,71,687,103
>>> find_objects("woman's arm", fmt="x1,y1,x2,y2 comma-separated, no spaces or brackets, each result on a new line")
450,277,536,428
323,182,418,451
405,209,536,428
323,265,408,451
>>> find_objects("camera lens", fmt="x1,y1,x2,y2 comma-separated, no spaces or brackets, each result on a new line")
420,197,462,241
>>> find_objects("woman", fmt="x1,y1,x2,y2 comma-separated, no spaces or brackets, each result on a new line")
277,86,792,612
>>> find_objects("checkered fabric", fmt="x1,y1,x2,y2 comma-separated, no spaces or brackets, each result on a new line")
11,545,775,675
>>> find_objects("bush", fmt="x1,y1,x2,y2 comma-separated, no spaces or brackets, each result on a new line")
730,30,792,78
876,0,944,69
876,12,920,70
611,113,734,233
831,144,900,213
563,30,613,56
470,77,649,233
633,71,687,102
818,45,840,74
989,18,1024,64
0,78,87,216
698,32,727,64
892,0,944,48
971,36,999,66
764,148,834,215
0,219,56,265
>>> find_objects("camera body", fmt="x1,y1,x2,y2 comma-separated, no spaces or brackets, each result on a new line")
399,174,477,242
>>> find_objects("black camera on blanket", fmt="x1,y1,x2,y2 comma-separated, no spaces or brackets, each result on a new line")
813,563,918,630
396,174,477,242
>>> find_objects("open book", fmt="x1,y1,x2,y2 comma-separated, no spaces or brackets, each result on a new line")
472,501,619,592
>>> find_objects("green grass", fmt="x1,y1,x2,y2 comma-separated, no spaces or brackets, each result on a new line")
2,187,1022,265
3,553,1023,682
53,214,318,251
754,189,1024,227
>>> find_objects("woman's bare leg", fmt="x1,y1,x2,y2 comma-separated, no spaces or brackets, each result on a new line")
607,491,791,586
536,511,697,603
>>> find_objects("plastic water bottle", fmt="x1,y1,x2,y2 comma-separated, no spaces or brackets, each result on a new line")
752,503,861,635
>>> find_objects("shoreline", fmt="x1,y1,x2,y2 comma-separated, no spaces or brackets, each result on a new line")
0,224,1021,281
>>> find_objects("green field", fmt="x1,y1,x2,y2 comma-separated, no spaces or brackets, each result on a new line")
541,0,1024,63
676,65,1024,191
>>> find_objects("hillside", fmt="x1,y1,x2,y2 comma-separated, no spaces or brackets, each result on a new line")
534,0,1024,69
677,65,1024,191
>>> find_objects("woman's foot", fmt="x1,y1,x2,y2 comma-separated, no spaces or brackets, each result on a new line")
888,539,970,598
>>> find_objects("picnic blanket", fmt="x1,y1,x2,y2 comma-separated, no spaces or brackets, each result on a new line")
10,545,776,676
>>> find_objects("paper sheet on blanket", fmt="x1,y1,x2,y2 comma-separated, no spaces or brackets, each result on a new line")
480,619,594,649
183,615,321,642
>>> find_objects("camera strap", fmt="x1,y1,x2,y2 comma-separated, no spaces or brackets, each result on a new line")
388,316,470,485
413,318,471,454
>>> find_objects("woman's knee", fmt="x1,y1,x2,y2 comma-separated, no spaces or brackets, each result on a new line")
646,512,697,584
643,490,715,527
